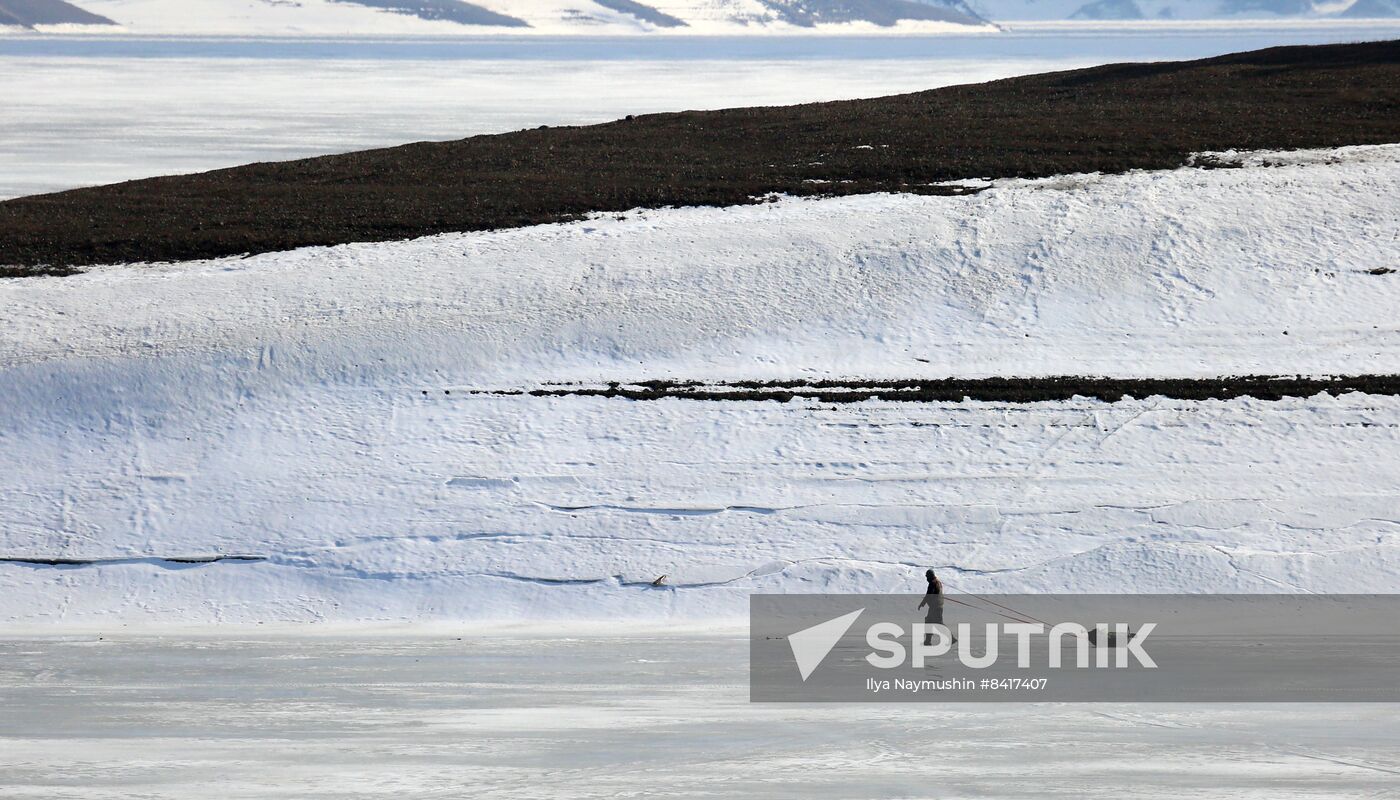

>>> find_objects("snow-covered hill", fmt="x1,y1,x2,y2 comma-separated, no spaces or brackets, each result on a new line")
2,145,1398,625
5,0,994,35
967,0,1399,20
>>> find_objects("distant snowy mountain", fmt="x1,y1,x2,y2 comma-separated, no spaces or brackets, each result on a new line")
2,0,995,34
1339,0,1400,15
0,0,113,27
4,0,1394,33
645,0,987,27
8,0,1391,32
967,0,1399,19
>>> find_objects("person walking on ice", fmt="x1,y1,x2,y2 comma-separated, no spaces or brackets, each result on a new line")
917,568,953,646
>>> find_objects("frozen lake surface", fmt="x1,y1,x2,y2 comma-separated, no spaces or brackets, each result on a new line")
3,25,1399,199
2,633,1398,799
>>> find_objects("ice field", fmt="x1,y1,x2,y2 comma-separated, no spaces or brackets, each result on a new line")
2,634,1398,799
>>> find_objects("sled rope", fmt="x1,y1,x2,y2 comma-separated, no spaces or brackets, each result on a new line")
942,583,1051,626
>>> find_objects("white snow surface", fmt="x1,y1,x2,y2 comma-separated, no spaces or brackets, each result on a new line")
2,145,1399,624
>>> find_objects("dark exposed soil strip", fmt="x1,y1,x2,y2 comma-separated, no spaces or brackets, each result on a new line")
474,375,1400,403
1,555,266,567
1,40,1396,274
593,0,687,27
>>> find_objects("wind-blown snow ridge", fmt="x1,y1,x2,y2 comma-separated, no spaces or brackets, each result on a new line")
2,145,1399,624
5,144,1397,379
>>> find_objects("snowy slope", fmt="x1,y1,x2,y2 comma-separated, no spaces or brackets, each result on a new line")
2,145,1399,624
13,0,996,34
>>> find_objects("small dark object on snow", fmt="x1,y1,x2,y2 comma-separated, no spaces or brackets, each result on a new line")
1088,628,1141,647
651,574,668,586
1367,267,1396,275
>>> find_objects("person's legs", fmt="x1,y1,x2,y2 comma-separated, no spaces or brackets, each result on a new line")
923,614,943,646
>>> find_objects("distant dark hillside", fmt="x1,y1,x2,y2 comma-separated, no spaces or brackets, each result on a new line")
0,0,114,27
332,0,529,26
2,40,1397,274
594,0,688,26
765,0,987,25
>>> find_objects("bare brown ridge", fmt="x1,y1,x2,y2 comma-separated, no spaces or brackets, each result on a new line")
1,39,1397,275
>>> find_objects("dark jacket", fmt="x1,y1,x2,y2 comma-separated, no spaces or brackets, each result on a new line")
918,575,944,622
